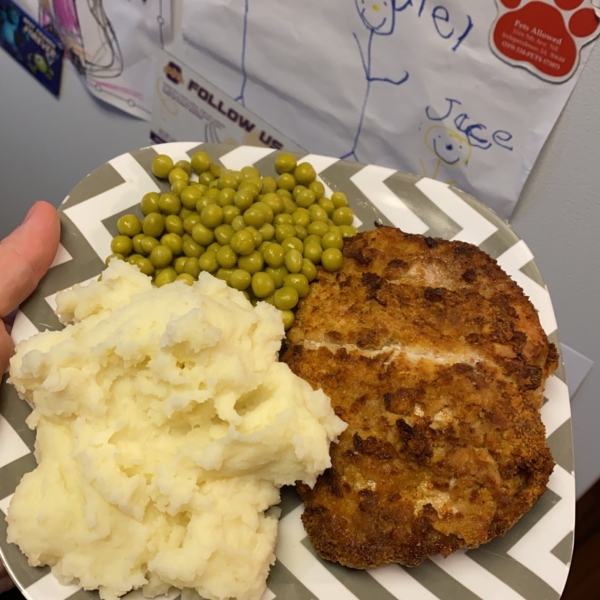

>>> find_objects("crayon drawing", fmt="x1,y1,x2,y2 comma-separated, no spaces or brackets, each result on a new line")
420,124,471,185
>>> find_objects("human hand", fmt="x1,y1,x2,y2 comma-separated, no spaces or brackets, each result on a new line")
0,201,60,593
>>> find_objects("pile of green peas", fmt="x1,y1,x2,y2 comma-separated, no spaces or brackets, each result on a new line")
107,151,358,330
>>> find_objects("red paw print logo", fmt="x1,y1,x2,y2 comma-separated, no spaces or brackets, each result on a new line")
490,0,600,82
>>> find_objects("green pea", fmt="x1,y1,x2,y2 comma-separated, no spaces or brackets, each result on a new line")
292,185,307,201
160,233,183,256
292,209,311,228
149,245,173,269
258,222,275,242
262,176,278,193
141,192,160,215
241,165,260,178
174,256,188,275
196,196,217,212
258,241,271,253
296,188,316,208
308,205,328,223
294,162,317,186
183,257,201,278
321,231,343,250
142,213,164,238
263,243,285,267
198,171,215,186
277,173,296,192
168,167,190,186
223,205,241,224
274,213,294,226
238,181,260,199
180,186,203,209
105,253,124,265
275,152,297,174
151,154,174,179
265,266,289,288
154,267,177,287
192,183,208,194
206,242,221,254
282,196,297,215
282,310,295,331
137,257,155,277
175,159,192,175
275,224,297,244
276,188,292,201
234,189,254,211
191,151,212,174
176,273,195,286
304,242,323,264
111,235,133,256
251,272,275,298
218,188,236,206
206,187,221,200
318,197,335,217
285,249,303,273
218,173,239,190
322,248,344,272
127,253,144,267
210,163,222,178
171,179,188,197
117,214,142,237
253,201,273,224
140,236,160,255
216,268,236,284
214,224,234,245
179,207,193,220
281,236,303,254
243,205,266,228
304,234,322,246
183,213,201,234
201,204,224,229
237,251,264,274
332,207,354,226
331,191,349,208
309,180,325,200
199,251,218,273
274,286,299,310
158,193,181,215
216,245,238,269
302,258,317,282
295,225,308,240
244,226,263,247
307,221,329,237
340,225,359,238
192,223,215,246
182,237,203,258
230,229,256,256
165,215,184,236
283,273,309,298
229,269,252,291
260,192,283,215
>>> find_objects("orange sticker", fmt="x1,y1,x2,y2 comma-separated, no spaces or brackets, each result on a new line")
490,0,600,82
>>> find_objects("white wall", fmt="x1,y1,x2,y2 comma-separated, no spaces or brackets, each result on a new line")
0,44,598,497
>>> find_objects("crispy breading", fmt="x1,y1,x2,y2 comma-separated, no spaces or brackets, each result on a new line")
282,226,557,569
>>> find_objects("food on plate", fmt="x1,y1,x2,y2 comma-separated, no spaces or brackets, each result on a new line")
107,151,358,329
283,226,558,569
7,260,346,600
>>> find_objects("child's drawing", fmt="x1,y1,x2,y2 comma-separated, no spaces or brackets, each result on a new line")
341,0,410,162
235,0,249,106
420,125,471,184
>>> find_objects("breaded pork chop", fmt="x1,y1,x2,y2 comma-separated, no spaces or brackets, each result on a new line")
282,226,558,569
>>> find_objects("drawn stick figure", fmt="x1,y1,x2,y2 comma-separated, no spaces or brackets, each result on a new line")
341,0,410,162
419,125,471,185
235,0,249,106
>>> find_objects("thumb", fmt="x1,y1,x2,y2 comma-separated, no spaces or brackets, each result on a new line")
0,202,61,318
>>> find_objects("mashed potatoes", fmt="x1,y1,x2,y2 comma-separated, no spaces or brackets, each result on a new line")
7,260,346,600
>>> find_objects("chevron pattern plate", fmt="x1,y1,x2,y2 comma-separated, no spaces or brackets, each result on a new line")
0,143,574,600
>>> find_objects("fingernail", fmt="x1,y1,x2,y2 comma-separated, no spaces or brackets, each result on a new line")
23,202,39,224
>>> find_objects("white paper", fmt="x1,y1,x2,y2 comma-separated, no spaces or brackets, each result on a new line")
31,0,173,119
170,0,600,219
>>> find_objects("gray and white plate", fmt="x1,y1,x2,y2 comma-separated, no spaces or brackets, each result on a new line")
0,142,574,600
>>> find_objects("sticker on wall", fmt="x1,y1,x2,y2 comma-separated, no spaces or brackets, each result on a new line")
0,0,63,96
490,0,600,83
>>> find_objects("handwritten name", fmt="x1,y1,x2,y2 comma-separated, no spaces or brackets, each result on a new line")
426,98,514,151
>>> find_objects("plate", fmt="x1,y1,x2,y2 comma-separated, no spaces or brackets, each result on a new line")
0,142,574,600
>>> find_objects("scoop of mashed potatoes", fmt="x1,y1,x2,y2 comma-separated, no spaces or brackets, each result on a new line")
7,260,346,600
